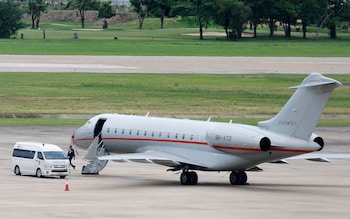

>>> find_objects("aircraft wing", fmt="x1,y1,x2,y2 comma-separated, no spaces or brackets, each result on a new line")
287,153,350,162
97,150,208,169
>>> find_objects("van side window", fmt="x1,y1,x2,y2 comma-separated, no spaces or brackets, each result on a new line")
12,149,35,159
37,152,44,160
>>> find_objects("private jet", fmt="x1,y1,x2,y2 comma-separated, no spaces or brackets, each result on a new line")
72,73,344,185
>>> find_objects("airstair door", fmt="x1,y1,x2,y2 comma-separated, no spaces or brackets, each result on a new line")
94,118,107,140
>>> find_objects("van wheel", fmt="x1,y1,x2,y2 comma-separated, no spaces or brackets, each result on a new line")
14,166,21,175
60,176,66,179
36,168,42,178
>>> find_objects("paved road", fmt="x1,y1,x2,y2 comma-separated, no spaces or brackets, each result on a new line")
0,126,349,219
1,55,350,74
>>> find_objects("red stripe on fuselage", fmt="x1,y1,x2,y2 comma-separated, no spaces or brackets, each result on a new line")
212,145,314,153
74,137,314,154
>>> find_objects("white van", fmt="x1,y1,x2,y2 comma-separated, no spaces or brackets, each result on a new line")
11,142,70,178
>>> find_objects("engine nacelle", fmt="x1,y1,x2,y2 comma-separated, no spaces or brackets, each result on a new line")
310,133,324,151
206,125,271,154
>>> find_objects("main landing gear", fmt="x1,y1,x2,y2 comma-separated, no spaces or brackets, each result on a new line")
180,171,198,185
179,170,248,185
229,171,248,185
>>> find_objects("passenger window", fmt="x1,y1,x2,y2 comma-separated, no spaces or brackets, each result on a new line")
37,152,44,160
129,130,132,135
114,129,117,134
137,130,140,136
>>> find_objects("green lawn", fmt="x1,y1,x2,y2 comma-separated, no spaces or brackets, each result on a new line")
0,73,349,126
0,18,349,126
0,18,349,56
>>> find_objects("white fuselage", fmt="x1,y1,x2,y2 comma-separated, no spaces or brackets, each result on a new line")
73,113,321,171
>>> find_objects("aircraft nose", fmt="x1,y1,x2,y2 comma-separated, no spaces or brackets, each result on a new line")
71,129,79,146
72,126,93,149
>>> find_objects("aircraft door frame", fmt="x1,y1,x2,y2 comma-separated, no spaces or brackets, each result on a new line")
94,118,107,140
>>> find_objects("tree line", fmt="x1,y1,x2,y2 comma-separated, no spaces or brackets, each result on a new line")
1,0,349,39
132,0,350,40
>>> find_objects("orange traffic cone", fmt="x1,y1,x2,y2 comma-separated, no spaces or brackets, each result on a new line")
64,178,70,191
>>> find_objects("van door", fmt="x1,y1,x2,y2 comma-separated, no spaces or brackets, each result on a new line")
35,152,44,174
21,150,36,175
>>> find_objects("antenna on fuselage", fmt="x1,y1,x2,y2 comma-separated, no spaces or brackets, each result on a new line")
207,117,211,122
145,112,150,117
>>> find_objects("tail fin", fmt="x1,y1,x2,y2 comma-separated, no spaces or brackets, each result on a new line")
258,73,342,140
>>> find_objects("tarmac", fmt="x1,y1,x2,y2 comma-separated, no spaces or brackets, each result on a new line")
0,126,349,219
0,55,349,218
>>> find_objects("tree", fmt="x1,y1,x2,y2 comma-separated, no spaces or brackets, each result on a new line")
130,0,150,29
278,0,299,38
66,0,99,28
172,0,215,40
214,0,251,39
260,0,280,37
341,0,350,22
148,0,171,29
328,0,346,39
28,0,47,29
98,1,116,29
0,1,24,38
244,0,265,37
299,0,328,39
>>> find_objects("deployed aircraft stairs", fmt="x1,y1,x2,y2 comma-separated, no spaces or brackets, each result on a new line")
81,135,109,174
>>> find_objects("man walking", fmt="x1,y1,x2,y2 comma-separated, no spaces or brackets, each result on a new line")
67,145,76,170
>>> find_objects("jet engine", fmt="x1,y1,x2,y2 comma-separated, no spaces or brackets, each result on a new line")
310,133,324,151
206,125,271,154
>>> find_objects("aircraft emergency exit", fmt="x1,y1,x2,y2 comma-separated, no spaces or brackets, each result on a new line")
72,73,344,185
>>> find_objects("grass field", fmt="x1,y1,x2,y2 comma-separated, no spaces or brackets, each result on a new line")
0,18,349,56
0,73,349,126
0,18,349,126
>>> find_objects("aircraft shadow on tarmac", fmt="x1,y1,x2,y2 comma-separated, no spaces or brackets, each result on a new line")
76,173,347,193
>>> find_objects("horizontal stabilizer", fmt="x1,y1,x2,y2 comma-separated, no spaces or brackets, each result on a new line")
306,158,330,162
287,153,350,162
270,159,288,164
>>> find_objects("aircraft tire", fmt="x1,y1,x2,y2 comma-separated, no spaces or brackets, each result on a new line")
188,171,198,185
240,171,248,185
180,172,188,185
180,171,198,185
230,171,247,185
14,166,21,175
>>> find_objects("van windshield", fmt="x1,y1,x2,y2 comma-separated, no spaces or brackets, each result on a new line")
44,151,67,160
